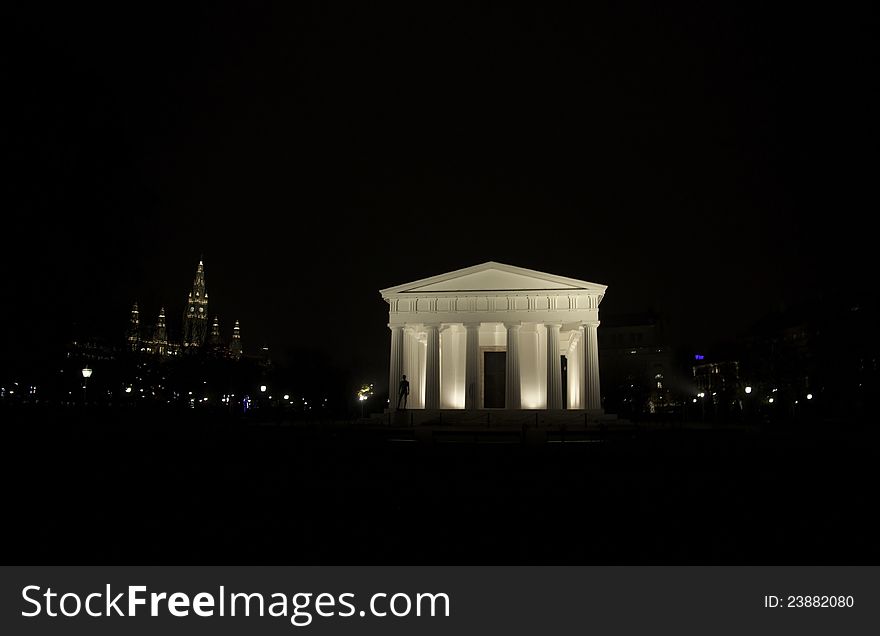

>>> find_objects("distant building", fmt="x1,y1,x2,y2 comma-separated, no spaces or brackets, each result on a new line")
692,358,741,420
598,312,680,416
127,258,242,359
692,359,740,396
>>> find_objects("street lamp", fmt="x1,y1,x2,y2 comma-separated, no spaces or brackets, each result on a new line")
744,386,752,394
81,366,93,404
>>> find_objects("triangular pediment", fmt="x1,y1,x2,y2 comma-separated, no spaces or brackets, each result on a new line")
381,262,607,295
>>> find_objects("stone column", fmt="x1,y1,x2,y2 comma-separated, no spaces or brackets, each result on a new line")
424,324,441,410
583,321,602,411
568,331,581,409
505,322,522,409
545,323,563,409
464,322,480,409
388,324,404,411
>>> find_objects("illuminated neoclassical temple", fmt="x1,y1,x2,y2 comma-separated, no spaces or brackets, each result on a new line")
381,262,606,412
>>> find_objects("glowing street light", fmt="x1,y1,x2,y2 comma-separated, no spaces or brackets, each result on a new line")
806,393,813,400
260,385,267,393
768,397,775,404
81,366,92,404
697,392,705,398
744,386,752,394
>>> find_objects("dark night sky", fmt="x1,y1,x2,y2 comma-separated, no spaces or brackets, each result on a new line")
3,1,875,384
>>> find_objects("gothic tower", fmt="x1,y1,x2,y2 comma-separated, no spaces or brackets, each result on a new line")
127,302,140,352
183,258,209,348
209,315,222,348
154,307,168,356
229,319,242,359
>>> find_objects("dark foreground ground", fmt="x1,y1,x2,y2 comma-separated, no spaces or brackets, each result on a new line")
3,407,878,564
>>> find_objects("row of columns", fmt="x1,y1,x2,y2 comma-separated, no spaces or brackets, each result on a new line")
389,322,601,411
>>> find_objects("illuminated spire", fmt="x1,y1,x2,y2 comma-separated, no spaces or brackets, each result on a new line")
209,315,222,347
183,257,209,348
154,307,168,355
229,319,242,359
127,302,140,352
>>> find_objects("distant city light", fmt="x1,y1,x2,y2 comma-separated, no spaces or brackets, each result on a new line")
125,387,132,393
806,393,813,400
283,394,290,400
692,398,697,403
694,354,705,361
260,385,267,392
697,392,705,398
81,366,93,379
744,386,752,394
768,397,775,404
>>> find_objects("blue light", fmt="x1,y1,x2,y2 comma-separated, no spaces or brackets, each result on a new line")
694,354,705,360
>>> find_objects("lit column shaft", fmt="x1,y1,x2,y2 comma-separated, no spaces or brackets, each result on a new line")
424,324,441,409
505,322,522,409
388,325,404,411
546,323,563,409
464,323,480,409
583,321,602,411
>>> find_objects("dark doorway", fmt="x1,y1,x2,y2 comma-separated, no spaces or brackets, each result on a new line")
561,355,568,409
483,351,506,408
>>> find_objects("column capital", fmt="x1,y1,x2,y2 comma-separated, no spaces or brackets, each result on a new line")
462,321,482,330
387,323,405,331
545,322,562,330
503,321,522,330
579,320,601,329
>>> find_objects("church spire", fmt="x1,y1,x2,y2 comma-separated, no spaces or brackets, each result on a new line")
127,302,140,352
209,315,222,347
154,307,168,355
183,257,209,348
229,319,242,359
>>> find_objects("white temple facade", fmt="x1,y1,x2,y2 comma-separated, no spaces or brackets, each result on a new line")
380,262,606,413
